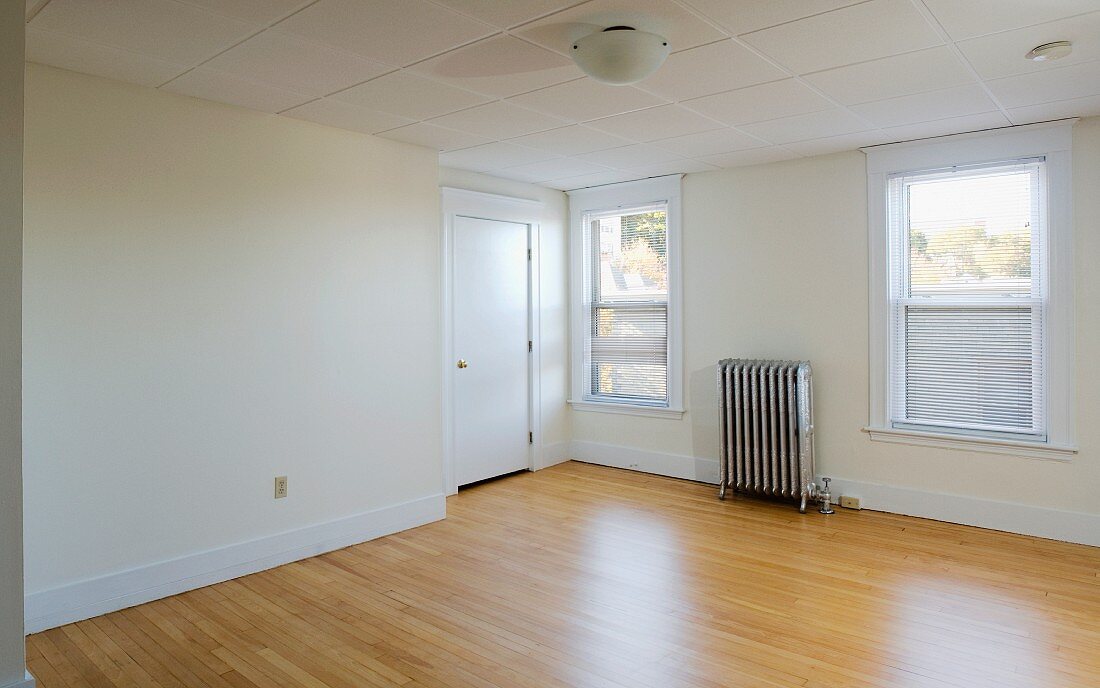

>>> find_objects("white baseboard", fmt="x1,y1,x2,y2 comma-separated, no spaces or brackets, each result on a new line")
0,671,35,688
24,494,446,634
536,441,573,470
827,477,1100,547
569,440,720,484
567,441,1099,547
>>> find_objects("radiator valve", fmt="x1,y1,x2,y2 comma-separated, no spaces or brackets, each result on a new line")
818,477,835,515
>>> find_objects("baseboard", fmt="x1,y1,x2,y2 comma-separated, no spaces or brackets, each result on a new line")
0,671,35,688
827,477,1100,547
566,441,1099,547
24,494,446,633
536,441,573,470
569,440,720,484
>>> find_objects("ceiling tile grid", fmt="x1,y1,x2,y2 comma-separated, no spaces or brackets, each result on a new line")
22,0,1100,189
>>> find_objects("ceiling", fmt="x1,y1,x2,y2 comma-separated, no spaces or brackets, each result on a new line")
23,0,1100,190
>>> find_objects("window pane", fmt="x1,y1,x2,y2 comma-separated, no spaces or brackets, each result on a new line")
584,203,670,406
889,161,1045,438
907,169,1037,297
595,209,667,302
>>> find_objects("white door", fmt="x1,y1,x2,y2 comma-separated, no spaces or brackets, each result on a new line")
453,215,530,487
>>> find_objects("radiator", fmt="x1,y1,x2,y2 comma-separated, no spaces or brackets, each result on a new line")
717,359,817,512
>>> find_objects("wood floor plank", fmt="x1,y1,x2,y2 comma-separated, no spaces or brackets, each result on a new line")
27,462,1100,688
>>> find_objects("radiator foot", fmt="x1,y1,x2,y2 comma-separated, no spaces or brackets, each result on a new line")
718,483,727,500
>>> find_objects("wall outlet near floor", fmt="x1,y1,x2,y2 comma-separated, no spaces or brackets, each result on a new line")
274,476,288,499
839,495,861,510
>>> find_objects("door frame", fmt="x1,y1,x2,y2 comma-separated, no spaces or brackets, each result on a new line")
441,187,543,496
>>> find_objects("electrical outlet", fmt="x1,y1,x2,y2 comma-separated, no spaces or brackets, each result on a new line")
274,476,288,499
839,495,861,510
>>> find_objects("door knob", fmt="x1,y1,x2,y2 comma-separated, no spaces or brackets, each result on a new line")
457,359,468,369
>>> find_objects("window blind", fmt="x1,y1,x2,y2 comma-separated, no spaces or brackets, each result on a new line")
888,160,1045,438
582,203,669,405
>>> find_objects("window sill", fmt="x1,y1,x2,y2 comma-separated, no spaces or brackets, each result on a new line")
863,426,1077,462
568,400,685,419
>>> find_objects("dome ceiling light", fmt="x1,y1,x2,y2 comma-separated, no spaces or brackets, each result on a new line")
1025,41,1073,62
571,26,670,85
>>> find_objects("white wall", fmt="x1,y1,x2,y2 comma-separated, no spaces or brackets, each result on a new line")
1,4,29,687
571,118,1100,542
439,168,572,466
22,64,445,626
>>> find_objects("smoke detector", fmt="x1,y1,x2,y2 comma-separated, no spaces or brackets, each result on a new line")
1026,41,1073,62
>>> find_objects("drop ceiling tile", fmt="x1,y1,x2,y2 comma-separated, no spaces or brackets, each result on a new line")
281,98,414,134
26,28,187,87
701,146,801,168
374,122,493,151
406,35,582,98
177,0,307,24
439,142,560,171
500,157,613,182
851,84,998,128
276,0,495,66
509,77,666,122
203,31,392,97
430,0,583,29
161,67,313,113
635,39,787,101
957,12,1100,80
679,0,864,35
880,111,1012,142
803,46,976,105
332,71,489,120
629,159,721,176
576,143,685,169
985,59,1100,108
514,0,727,56
546,169,642,190
650,127,767,157
427,101,570,138
585,104,723,142
31,0,256,65
1007,94,1100,124
784,130,889,157
682,78,833,125
740,0,942,74
922,0,1100,40
739,108,870,144
506,125,633,155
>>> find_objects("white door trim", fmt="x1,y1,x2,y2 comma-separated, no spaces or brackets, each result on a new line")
441,187,543,496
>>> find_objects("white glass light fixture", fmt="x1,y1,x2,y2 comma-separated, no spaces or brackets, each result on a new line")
571,26,670,85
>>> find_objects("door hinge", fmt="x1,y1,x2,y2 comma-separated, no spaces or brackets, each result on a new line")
528,340,532,352
527,248,532,260
528,432,533,444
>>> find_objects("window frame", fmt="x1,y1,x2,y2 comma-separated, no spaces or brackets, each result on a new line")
864,122,1076,460
568,176,684,418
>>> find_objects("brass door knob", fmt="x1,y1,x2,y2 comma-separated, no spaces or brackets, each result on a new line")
457,359,468,369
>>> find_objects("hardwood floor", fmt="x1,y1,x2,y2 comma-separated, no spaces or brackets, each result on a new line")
26,461,1100,688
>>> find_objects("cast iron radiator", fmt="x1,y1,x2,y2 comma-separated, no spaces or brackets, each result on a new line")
717,359,816,512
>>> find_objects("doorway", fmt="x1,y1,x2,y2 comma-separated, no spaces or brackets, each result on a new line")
442,188,542,495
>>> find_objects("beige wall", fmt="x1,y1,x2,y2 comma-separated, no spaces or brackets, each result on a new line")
438,168,572,459
23,65,443,595
1,4,27,685
573,117,1100,521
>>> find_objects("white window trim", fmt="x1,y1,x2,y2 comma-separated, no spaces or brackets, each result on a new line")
567,176,684,418
863,121,1077,459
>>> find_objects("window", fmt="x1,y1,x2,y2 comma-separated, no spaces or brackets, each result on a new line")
569,177,682,417
865,123,1075,459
